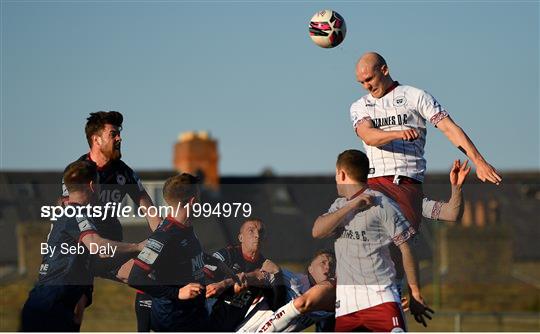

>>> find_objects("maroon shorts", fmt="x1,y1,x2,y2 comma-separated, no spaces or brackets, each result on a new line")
335,302,406,332
368,175,423,231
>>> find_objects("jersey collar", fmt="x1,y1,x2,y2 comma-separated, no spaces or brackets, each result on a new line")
382,81,400,97
86,152,107,171
241,249,261,263
347,186,367,201
166,215,190,229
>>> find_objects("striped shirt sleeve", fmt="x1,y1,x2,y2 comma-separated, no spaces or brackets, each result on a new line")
422,197,444,220
417,90,449,126
379,196,416,246
350,99,371,129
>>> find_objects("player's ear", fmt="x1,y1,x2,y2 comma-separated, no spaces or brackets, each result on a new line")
381,64,389,76
339,169,347,181
89,180,95,193
238,234,243,243
92,134,101,147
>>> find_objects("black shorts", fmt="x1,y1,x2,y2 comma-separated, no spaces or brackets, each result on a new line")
21,297,78,332
20,285,88,332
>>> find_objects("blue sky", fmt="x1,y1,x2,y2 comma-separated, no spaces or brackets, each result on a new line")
1,1,538,175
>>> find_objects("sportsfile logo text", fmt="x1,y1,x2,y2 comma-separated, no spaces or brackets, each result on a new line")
40,202,253,221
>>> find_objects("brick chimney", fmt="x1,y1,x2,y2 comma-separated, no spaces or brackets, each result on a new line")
173,131,219,189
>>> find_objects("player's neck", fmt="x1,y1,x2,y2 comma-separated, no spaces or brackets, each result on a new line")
241,247,259,262
371,79,398,99
89,149,111,168
343,183,367,200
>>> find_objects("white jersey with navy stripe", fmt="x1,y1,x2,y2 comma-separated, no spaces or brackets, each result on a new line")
350,84,449,182
327,189,415,316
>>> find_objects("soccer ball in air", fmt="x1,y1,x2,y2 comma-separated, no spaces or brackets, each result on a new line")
309,9,346,48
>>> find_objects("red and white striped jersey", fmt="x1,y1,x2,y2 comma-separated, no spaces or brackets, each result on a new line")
350,84,449,182
327,189,415,316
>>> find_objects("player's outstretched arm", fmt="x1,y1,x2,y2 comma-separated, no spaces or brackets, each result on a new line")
424,159,471,222
399,240,434,327
436,117,502,185
441,159,470,221
205,277,238,298
312,194,372,238
80,233,145,258
127,254,199,300
356,119,419,147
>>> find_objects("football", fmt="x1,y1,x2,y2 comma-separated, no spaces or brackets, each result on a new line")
308,9,347,48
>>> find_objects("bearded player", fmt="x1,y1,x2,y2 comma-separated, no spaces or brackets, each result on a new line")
61,111,161,330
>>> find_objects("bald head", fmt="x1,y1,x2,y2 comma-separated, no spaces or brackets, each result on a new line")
355,52,394,98
356,52,387,73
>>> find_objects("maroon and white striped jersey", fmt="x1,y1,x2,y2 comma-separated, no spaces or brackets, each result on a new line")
327,188,416,316
350,84,449,182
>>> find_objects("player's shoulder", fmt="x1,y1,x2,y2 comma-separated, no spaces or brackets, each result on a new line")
67,153,91,165
350,94,371,109
78,153,90,161
112,159,134,172
148,222,174,242
398,84,434,100
212,245,237,262
365,189,398,210
397,84,423,93
329,196,348,211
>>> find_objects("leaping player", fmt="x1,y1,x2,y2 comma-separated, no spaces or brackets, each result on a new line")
351,52,500,232
254,158,470,332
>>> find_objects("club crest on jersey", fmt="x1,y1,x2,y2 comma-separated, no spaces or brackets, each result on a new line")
116,174,126,185
393,96,407,107
335,300,340,309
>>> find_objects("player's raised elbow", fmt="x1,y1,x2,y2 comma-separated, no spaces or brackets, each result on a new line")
312,218,327,239
363,137,378,147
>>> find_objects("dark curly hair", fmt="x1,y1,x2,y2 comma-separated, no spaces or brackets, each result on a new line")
85,111,123,147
